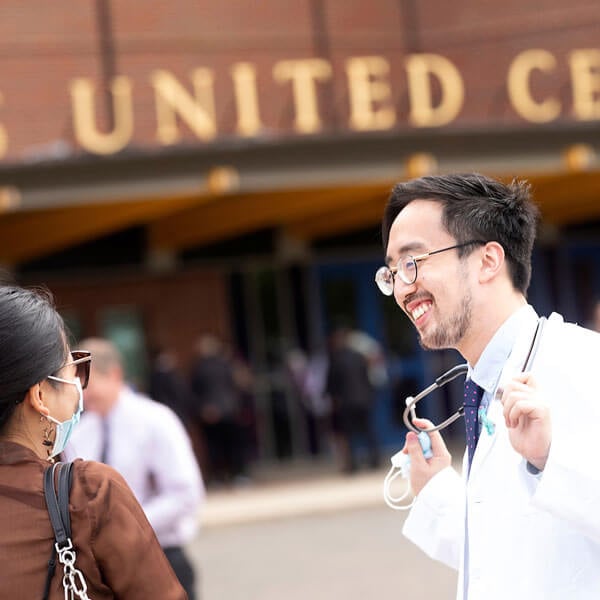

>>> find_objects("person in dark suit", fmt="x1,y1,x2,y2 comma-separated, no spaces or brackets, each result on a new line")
326,326,380,473
190,335,247,485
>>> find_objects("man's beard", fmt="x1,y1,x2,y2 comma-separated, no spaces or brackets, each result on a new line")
419,289,473,351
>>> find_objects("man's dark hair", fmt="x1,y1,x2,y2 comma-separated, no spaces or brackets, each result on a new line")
382,173,540,294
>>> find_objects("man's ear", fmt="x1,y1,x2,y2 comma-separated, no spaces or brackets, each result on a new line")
478,242,505,283
24,383,50,417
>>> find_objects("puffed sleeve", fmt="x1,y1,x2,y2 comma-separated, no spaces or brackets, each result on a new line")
69,460,187,599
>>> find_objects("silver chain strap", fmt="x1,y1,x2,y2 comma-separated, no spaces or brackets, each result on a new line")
55,539,91,600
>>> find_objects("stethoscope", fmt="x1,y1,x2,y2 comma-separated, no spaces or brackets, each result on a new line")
403,316,547,435
384,316,547,510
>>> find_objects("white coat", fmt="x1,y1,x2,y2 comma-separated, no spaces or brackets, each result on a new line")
403,312,600,600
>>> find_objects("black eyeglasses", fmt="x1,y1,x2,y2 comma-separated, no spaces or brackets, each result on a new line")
374,240,487,296
56,350,92,389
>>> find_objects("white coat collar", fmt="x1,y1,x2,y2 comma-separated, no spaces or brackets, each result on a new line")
467,306,542,478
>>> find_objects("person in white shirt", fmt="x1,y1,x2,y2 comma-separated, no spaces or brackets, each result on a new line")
375,173,600,600
67,338,205,600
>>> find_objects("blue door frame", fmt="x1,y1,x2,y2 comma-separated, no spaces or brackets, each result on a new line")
316,259,427,451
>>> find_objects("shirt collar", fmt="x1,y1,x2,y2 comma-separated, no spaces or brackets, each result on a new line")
469,304,539,395
103,385,133,422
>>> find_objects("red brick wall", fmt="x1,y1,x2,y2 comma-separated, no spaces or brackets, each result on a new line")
0,0,598,160
0,2,100,159
42,267,231,377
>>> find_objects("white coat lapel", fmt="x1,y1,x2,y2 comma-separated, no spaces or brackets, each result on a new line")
469,314,542,478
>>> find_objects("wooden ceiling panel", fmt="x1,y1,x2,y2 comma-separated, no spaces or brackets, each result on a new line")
2,168,599,267
148,183,391,251
288,193,387,240
527,170,600,225
0,194,203,265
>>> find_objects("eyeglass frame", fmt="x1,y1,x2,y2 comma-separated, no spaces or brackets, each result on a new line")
47,350,91,390
375,240,488,296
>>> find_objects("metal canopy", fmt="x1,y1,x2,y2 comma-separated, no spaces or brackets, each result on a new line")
1,124,599,267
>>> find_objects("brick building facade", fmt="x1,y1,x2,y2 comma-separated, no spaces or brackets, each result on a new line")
1,1,599,459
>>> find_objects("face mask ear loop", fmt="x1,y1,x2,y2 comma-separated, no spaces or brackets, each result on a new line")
383,466,415,511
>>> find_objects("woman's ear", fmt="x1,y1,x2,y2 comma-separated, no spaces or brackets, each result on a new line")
24,383,50,417
478,241,505,283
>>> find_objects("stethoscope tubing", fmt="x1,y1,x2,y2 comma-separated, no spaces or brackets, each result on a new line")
403,364,468,433
402,317,546,435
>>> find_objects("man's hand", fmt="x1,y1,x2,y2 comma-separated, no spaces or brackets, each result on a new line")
404,418,452,495
501,372,551,471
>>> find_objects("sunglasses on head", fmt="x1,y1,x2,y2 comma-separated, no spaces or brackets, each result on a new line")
65,350,92,389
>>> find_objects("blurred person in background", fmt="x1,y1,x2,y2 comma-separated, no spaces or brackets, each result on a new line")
190,334,249,486
148,345,194,424
326,325,381,474
148,344,208,478
66,337,204,600
0,285,186,599
346,328,389,390
286,346,331,457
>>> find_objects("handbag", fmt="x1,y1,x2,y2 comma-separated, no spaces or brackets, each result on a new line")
42,461,92,600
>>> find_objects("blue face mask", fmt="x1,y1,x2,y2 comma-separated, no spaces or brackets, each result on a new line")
45,376,84,459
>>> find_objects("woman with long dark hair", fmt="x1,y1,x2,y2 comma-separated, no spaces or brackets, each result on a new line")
0,285,186,599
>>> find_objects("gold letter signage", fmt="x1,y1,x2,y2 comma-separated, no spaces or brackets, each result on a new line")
570,49,600,120
273,58,332,133
507,49,560,123
346,56,396,131
2,47,597,160
70,76,134,155
405,54,464,127
152,68,217,144
0,93,7,159
231,62,263,136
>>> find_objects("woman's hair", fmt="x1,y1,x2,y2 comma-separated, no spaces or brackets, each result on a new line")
0,285,67,432
382,173,540,294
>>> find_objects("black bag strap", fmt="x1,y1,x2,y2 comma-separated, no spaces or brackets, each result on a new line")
43,462,73,546
41,545,56,600
57,462,73,537
42,461,74,600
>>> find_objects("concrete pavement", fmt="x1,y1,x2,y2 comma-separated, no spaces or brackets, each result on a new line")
201,463,393,528
200,442,465,529
190,457,460,600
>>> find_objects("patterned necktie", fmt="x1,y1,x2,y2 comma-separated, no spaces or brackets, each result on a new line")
463,378,484,470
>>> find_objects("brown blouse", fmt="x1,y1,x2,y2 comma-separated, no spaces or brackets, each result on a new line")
0,441,187,599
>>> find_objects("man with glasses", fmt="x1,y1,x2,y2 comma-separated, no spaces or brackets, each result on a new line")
377,173,600,600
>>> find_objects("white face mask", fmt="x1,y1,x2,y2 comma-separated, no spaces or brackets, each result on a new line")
45,376,84,458
383,431,432,511
383,451,415,511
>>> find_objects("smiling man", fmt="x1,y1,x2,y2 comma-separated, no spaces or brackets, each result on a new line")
377,173,600,600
